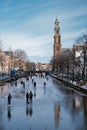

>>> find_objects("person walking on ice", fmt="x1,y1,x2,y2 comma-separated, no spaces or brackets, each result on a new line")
44,80,46,89
26,91,29,104
29,91,33,103
34,81,36,88
8,93,12,105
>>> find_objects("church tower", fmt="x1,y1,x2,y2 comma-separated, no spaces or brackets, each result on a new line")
53,18,61,58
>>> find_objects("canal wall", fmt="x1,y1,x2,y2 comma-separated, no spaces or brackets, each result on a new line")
0,73,25,86
50,74,87,95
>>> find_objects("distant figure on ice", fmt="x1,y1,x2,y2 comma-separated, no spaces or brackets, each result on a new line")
22,81,25,89
26,77,29,81
29,91,33,103
8,93,12,105
47,77,48,81
21,80,24,85
32,78,34,83
26,91,29,103
44,81,46,86
34,81,36,88
44,80,46,89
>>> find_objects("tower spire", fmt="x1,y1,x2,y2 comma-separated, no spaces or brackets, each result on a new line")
54,17,60,34
53,18,61,58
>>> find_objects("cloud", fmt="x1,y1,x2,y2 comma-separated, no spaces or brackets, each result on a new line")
2,31,53,58
62,29,87,39
0,0,87,63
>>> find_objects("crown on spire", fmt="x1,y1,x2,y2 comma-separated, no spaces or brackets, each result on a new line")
55,17,59,25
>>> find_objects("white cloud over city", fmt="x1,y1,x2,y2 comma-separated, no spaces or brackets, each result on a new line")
0,0,87,63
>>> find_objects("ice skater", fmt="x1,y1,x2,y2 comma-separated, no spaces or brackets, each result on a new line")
26,91,29,104
34,81,36,88
29,91,33,103
44,81,46,88
8,93,12,105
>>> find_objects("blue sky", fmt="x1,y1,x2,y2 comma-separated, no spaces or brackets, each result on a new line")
0,0,87,63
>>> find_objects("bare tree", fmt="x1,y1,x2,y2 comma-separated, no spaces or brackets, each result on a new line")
51,51,65,73
50,56,56,72
75,32,87,78
0,41,5,73
25,60,34,71
14,49,27,60
14,49,28,70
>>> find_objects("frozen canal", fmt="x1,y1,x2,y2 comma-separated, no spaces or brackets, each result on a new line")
0,74,87,130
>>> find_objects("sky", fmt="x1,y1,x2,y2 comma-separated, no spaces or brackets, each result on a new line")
0,0,87,63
